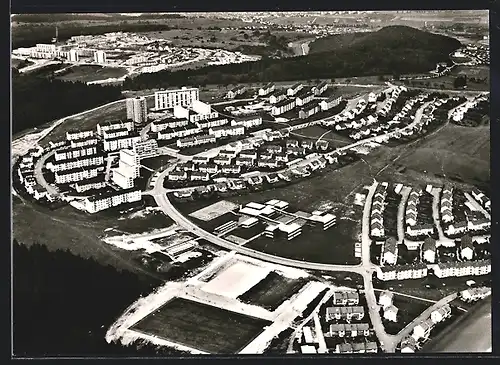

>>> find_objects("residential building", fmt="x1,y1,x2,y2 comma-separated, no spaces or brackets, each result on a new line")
67,49,79,62
83,188,141,213
433,259,491,278
371,221,385,238
413,319,434,340
72,175,107,193
133,139,158,159
445,221,468,236
460,287,491,302
384,305,399,322
151,117,189,132
299,102,321,119
221,164,242,175
154,87,200,110
269,90,287,104
226,85,246,99
70,136,99,148
315,140,329,151
168,170,188,181
325,306,365,321
208,125,245,138
312,80,328,96
97,119,134,136
460,235,474,260
94,50,107,63
198,164,219,174
332,291,359,305
430,304,451,324
190,171,210,182
102,127,129,140
295,91,314,106
287,82,303,96
231,114,263,128
196,116,228,129
65,129,94,141
55,166,100,184
376,263,428,281
379,290,393,308
103,134,141,152
258,82,275,96
271,98,296,116
400,336,418,353
126,97,148,125
213,156,232,166
177,134,216,148
406,223,434,238
329,323,370,337
382,237,398,265
468,218,491,232
47,154,105,172
54,146,97,162
422,237,437,263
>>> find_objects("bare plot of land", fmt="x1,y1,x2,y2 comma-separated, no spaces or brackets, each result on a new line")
202,261,270,298
55,65,128,83
130,297,270,354
238,271,307,311
189,200,239,221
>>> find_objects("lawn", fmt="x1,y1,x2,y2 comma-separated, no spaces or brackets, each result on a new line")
373,273,492,301
237,271,307,311
38,99,127,144
380,293,432,335
55,65,128,83
112,209,175,235
290,125,352,145
131,297,271,354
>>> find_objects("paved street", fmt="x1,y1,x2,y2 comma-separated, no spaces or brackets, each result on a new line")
397,186,412,244
430,187,456,247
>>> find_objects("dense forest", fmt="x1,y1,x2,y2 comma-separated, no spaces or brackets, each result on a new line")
12,70,123,134
12,240,187,357
122,26,462,90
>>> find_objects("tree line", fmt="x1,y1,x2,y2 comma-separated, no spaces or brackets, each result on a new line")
12,239,188,357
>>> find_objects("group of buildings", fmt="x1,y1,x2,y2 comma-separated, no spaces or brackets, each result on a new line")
399,304,452,352
14,42,108,64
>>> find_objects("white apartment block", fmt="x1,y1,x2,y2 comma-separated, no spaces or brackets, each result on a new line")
67,49,79,62
177,134,216,148
70,136,99,148
320,96,342,111
66,129,94,141
126,97,148,125
55,167,100,184
271,99,296,116
133,139,158,159
433,260,491,278
154,87,200,110
97,120,134,136
258,82,275,96
48,154,104,172
72,175,107,193
102,127,129,140
376,264,428,281
196,117,229,129
208,125,245,138
156,125,201,140
151,118,189,132
287,83,303,96
84,189,141,214
94,50,107,64
54,146,97,162
103,135,141,152
231,115,263,128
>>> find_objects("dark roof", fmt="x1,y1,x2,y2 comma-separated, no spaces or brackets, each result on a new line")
460,234,474,249
384,237,397,253
86,187,139,202
274,98,295,108
422,237,437,252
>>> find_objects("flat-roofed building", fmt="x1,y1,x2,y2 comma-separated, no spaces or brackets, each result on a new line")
154,87,199,110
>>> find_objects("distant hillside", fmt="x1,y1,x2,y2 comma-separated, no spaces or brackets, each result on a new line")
123,26,462,90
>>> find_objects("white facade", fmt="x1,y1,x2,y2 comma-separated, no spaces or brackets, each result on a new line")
48,154,104,172
94,50,107,64
209,125,245,138
126,97,148,125
55,167,100,184
154,87,199,110
84,189,141,213
54,146,96,161
66,129,94,141
67,49,79,62
133,139,158,159
103,135,141,152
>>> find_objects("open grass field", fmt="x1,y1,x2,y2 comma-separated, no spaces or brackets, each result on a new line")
12,196,169,278
55,65,128,83
381,293,432,335
373,273,491,301
290,125,352,145
131,297,271,353
392,124,490,189
38,100,127,144
238,271,307,311
113,209,175,234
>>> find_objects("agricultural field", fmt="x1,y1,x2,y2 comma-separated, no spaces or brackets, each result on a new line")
55,65,128,83
380,293,432,335
238,271,307,311
131,297,271,353
409,65,489,91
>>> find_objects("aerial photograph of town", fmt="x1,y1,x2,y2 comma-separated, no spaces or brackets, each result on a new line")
11,9,491,357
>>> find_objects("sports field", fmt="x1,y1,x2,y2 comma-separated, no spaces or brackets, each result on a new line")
131,297,270,353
